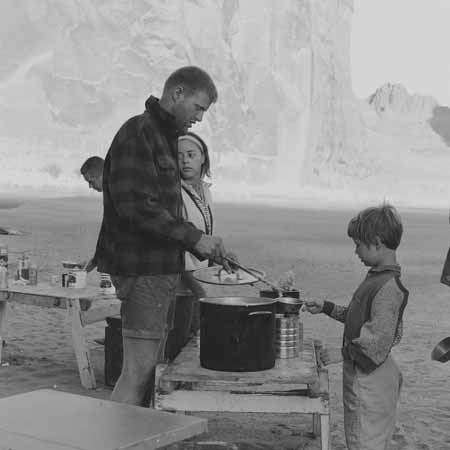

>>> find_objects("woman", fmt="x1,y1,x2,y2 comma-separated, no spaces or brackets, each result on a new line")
179,131,213,328
165,132,213,360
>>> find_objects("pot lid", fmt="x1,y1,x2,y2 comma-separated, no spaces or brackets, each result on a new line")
200,296,277,307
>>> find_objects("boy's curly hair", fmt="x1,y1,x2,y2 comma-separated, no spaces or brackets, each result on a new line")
347,203,403,250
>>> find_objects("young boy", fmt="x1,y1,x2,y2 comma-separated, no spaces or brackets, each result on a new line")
305,203,408,450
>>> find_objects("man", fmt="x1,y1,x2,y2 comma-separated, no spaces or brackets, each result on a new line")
79,156,105,273
95,66,233,406
80,156,104,192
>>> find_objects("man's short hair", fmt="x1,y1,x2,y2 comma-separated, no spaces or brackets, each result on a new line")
80,156,104,176
163,66,218,103
347,203,403,250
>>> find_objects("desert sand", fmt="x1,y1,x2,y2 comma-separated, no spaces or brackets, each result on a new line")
0,197,449,450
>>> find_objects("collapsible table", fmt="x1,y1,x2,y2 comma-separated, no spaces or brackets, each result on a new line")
0,389,207,449
154,338,330,450
0,281,120,389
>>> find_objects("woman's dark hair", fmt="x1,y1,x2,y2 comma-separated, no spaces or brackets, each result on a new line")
179,132,211,178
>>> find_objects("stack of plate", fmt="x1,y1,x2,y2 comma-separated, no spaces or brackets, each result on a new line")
275,314,303,359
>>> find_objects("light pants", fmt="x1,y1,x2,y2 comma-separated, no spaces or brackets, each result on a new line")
343,355,402,450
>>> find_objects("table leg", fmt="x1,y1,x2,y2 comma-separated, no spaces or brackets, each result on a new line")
320,413,330,450
0,301,6,363
67,298,96,389
312,413,320,436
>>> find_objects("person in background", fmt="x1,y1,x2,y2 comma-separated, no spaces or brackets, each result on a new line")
80,156,104,193
79,156,105,274
304,203,408,450
95,66,235,407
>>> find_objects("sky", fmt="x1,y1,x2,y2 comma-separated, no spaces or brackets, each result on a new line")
351,0,450,106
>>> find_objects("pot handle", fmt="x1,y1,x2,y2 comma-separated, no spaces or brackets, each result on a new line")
248,311,272,316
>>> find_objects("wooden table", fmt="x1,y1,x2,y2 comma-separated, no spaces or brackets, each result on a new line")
0,281,121,389
154,338,330,450
0,389,207,450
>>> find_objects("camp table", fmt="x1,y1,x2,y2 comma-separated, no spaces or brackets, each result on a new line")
0,389,207,449
154,338,330,450
0,281,121,389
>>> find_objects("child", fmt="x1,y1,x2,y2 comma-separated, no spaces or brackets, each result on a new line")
304,203,408,450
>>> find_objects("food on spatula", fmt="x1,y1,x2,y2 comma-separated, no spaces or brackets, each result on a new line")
277,270,296,291
219,269,242,284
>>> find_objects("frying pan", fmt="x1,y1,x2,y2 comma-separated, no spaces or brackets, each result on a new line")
431,336,450,363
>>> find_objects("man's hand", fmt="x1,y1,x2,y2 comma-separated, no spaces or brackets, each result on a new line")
193,235,226,264
223,251,239,273
319,347,342,366
303,298,324,314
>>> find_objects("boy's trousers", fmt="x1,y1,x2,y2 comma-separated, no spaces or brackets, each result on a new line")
343,355,402,450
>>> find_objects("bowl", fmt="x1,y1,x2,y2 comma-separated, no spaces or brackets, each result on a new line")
431,336,450,363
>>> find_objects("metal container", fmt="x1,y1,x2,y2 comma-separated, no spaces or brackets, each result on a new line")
200,297,276,371
275,313,303,359
62,269,87,289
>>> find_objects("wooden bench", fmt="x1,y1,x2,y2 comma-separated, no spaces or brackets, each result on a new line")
0,389,207,449
154,338,330,450
0,282,121,389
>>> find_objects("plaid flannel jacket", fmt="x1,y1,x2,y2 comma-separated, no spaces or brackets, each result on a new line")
95,96,204,276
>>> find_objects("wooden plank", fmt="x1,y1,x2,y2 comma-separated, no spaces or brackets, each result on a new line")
67,299,97,389
0,389,207,450
80,302,121,325
0,281,99,300
159,339,318,387
0,283,115,311
0,290,69,309
155,389,329,415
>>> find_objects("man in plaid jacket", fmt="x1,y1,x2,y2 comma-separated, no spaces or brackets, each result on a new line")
96,66,232,406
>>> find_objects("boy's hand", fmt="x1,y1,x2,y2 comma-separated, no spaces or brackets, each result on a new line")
319,347,342,366
303,298,324,314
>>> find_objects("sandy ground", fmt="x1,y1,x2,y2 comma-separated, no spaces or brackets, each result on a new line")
1,197,450,449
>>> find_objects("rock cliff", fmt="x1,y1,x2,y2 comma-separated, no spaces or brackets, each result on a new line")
0,1,448,207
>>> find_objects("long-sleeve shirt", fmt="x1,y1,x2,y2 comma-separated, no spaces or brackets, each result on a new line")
322,265,408,373
96,96,203,276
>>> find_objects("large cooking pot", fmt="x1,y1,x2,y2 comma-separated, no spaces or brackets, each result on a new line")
200,297,276,372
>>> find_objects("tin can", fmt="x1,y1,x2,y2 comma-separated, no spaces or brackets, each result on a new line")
0,245,8,268
62,269,87,289
29,263,38,285
100,273,115,294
